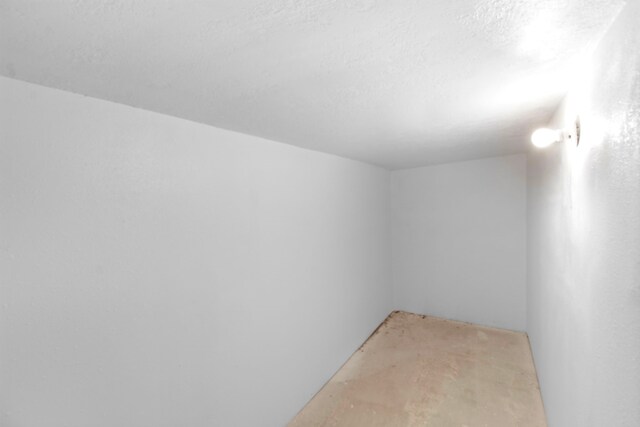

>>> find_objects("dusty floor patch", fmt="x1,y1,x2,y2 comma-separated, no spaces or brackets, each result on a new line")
289,311,546,426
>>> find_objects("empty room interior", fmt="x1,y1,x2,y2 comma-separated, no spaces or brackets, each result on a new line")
1,1,639,426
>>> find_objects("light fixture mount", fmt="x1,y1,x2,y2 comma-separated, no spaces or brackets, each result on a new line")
531,116,581,148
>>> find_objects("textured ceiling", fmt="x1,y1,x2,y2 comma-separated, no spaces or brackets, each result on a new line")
0,0,625,169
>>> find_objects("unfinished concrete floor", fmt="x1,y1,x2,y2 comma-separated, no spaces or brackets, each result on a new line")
289,311,546,426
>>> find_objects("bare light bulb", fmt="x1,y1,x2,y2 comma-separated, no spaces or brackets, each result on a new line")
531,128,562,148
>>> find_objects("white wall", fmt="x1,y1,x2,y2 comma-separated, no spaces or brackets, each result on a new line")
391,154,527,331
527,2,640,426
0,77,392,427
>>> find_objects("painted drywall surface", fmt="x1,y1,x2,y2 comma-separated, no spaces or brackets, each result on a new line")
0,1,625,169
527,2,640,425
0,77,392,427
391,154,527,331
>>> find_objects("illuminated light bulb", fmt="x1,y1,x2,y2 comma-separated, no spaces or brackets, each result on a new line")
531,128,562,148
